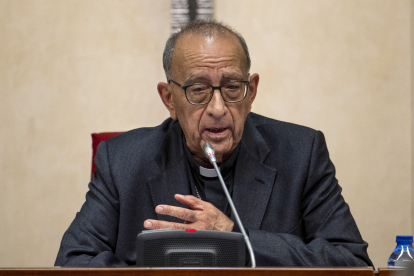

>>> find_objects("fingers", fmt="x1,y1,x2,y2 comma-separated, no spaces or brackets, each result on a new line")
144,195,234,232
144,219,188,230
174,194,205,210
155,205,197,222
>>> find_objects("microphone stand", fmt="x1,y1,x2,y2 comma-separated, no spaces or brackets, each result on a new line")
203,143,256,268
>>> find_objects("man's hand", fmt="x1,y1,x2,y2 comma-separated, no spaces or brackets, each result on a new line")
143,194,234,232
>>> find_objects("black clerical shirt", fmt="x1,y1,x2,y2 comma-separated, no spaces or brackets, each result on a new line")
182,136,240,219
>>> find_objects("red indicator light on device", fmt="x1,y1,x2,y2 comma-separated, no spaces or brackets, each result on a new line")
185,229,197,232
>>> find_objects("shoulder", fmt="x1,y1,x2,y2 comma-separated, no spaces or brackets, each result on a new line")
100,117,180,161
245,113,326,167
247,112,318,145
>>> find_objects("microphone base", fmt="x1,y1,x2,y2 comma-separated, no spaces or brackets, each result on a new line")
136,229,245,267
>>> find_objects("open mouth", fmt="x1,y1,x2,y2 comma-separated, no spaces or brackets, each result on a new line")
207,128,226,133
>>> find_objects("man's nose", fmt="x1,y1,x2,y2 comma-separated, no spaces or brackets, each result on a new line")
206,89,226,118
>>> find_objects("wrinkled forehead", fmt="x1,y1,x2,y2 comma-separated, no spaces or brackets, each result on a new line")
171,32,247,77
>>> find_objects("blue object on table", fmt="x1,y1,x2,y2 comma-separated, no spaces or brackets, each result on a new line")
388,235,414,268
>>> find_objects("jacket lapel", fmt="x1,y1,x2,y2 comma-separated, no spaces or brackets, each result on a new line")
232,115,277,230
147,121,191,223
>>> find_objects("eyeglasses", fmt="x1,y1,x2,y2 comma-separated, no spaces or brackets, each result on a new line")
168,78,250,105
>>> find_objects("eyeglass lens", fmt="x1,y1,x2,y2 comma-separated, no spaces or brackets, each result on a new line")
186,82,247,104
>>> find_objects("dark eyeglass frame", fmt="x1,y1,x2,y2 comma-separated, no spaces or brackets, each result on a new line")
167,78,250,105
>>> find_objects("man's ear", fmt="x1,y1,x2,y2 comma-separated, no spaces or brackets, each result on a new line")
157,82,177,119
247,73,259,108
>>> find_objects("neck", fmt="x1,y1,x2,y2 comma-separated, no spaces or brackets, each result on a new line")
192,151,231,168
193,153,214,168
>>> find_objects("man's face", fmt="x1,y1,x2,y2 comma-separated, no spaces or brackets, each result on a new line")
158,34,258,163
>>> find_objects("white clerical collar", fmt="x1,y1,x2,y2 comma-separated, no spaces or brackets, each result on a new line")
199,166,219,178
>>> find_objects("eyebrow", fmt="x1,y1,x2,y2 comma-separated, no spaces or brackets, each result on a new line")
221,73,244,82
184,73,244,85
184,74,209,85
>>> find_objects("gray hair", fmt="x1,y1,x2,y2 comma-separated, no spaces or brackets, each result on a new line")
162,19,251,80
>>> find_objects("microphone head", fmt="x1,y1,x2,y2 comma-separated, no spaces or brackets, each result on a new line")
202,142,217,163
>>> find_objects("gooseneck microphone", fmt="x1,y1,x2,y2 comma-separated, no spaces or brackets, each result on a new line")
202,142,256,268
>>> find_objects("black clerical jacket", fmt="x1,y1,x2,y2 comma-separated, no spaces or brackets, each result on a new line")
55,113,372,267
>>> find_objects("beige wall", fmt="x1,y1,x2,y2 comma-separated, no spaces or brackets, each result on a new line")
0,0,411,268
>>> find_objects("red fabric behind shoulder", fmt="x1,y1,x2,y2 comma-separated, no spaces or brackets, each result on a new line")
91,132,124,181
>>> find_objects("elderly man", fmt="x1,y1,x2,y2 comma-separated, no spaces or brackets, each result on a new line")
55,20,372,267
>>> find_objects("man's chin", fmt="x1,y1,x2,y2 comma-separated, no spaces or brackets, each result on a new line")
199,137,234,158
207,144,233,163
